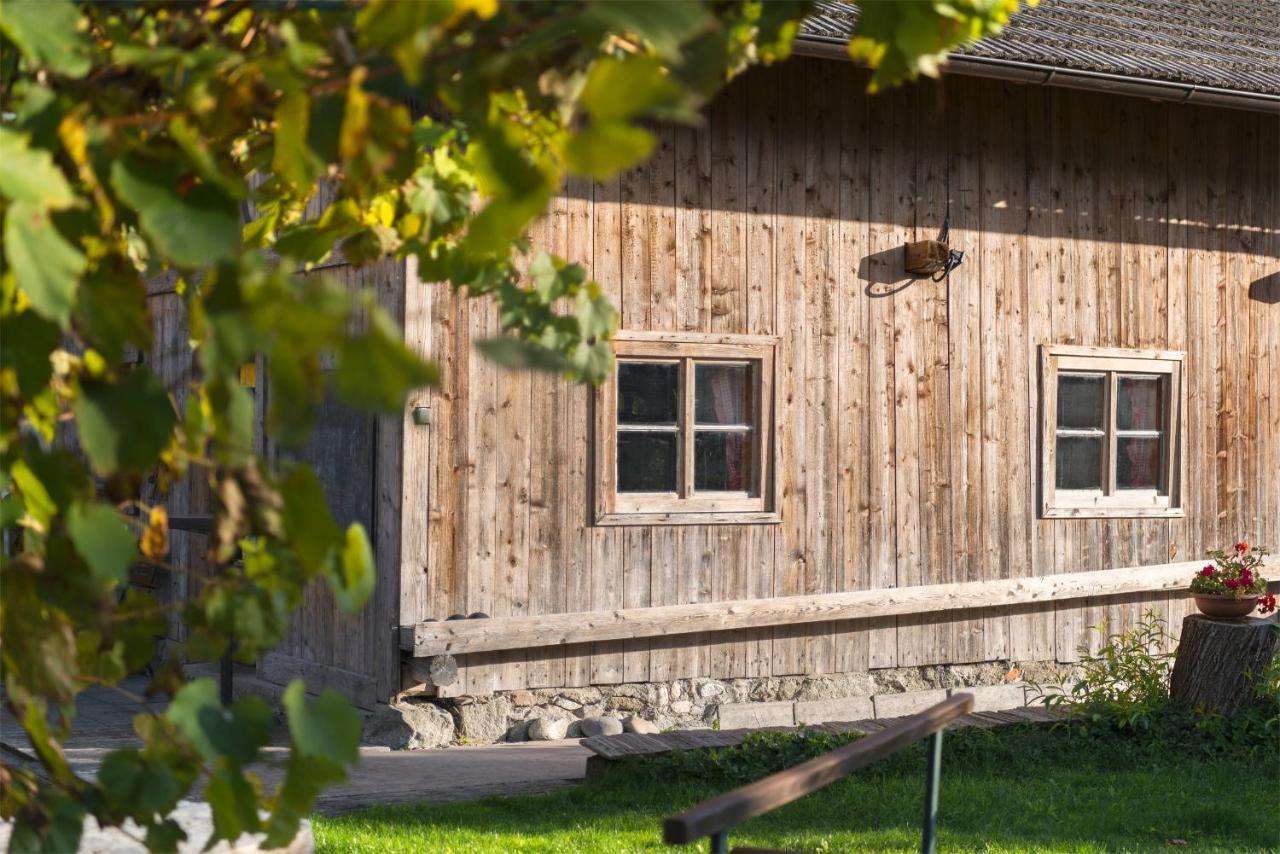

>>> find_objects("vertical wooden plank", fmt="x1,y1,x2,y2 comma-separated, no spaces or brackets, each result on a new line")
648,526,681,682
898,79,955,666
461,273,500,696
891,81,927,668
675,117,713,333
492,296,531,690
373,260,408,700
1163,102,1192,646
946,76,987,664
978,79,1028,663
743,64,779,677
1017,83,1056,663
707,77,752,679
621,527,652,683
803,56,840,675
771,58,809,675
834,63,872,675
710,77,747,335
863,76,907,669
583,175,616,686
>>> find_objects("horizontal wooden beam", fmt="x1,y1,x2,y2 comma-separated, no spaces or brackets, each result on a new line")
400,560,1203,657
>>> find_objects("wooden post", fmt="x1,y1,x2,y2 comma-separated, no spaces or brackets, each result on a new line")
1169,615,1278,716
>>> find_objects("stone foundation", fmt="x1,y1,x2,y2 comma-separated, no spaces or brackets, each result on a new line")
371,659,1075,748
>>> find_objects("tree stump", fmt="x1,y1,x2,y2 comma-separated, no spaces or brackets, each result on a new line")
1169,615,1278,716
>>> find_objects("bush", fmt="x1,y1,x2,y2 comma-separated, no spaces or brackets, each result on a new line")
1028,610,1279,757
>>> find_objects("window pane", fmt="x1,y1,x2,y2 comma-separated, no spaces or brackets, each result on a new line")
1056,435,1102,489
694,431,754,492
617,433,677,492
695,363,752,425
1117,436,1162,489
1056,374,1105,430
1117,375,1162,431
618,362,678,425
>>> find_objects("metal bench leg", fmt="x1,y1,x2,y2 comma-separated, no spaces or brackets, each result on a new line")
920,730,943,854
709,831,729,854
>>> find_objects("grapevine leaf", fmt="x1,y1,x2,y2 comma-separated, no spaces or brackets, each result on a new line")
0,128,78,209
282,680,360,765
4,200,85,326
0,0,92,77
66,502,138,584
73,370,177,475
110,155,240,266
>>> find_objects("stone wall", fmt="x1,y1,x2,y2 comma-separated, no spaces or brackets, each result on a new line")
366,659,1076,749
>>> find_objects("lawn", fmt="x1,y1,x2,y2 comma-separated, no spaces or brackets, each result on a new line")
312,718,1280,853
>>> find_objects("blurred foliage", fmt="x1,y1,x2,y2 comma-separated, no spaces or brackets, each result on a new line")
0,0,1027,850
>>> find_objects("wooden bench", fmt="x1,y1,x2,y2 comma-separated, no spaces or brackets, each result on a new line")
663,693,974,853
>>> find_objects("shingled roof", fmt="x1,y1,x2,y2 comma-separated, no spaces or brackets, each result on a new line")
800,0,1280,97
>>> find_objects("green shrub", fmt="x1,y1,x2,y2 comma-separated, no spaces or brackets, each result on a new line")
1030,610,1175,731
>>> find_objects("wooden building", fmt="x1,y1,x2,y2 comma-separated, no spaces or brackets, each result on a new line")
153,1,1280,715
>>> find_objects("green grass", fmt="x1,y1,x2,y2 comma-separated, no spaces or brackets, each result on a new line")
314,722,1280,853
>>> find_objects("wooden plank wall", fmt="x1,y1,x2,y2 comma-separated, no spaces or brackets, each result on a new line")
407,58,1280,694
269,259,407,706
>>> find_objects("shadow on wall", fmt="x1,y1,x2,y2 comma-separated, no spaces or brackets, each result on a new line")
857,246,938,297
560,61,1279,258
1249,271,1280,304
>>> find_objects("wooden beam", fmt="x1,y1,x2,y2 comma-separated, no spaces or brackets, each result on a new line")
663,693,973,845
400,560,1204,657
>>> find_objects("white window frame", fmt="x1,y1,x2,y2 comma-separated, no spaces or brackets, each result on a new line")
1040,344,1185,519
593,331,780,526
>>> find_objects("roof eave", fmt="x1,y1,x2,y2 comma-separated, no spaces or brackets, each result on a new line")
793,34,1280,115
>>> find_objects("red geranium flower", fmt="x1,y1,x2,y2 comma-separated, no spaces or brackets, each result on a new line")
1225,578,1240,590
1260,594,1278,615
1200,565,1215,577
1235,542,1249,554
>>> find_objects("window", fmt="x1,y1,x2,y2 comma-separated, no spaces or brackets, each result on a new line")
594,332,778,525
1040,344,1184,518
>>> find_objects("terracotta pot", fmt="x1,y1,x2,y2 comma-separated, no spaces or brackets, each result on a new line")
1193,594,1258,619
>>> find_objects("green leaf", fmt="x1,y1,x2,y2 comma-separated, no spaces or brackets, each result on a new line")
475,336,570,374
0,0,91,77
73,370,177,475
283,680,360,765
281,464,343,573
66,502,138,584
110,155,240,266
273,91,320,192
0,127,78,209
1,309,60,396
329,523,375,613
334,308,439,413
580,2,713,61
9,460,57,529
74,265,152,361
580,56,681,122
205,764,262,843
167,678,273,765
4,200,85,326
564,122,655,180
574,280,618,340
262,754,345,849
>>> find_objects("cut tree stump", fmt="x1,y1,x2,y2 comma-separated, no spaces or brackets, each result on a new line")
1169,615,1279,716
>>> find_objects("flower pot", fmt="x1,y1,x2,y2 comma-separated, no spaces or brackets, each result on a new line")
1193,594,1258,619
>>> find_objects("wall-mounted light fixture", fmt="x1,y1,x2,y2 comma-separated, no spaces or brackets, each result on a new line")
904,215,964,281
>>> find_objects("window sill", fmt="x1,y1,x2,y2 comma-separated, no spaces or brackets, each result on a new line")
595,511,783,527
1041,506,1185,519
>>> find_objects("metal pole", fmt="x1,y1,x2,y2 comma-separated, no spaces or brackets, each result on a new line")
920,730,944,854
709,831,729,854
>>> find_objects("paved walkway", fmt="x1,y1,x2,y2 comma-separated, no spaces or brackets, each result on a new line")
3,678,1049,815
1,677,592,813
